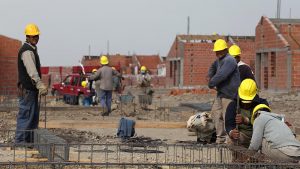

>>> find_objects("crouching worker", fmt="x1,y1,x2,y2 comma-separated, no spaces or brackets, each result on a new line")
249,104,300,163
225,79,268,148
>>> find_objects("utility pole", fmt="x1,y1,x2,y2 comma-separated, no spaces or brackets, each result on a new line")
289,8,292,19
187,16,190,42
88,45,91,58
187,16,190,35
107,40,110,56
276,0,281,19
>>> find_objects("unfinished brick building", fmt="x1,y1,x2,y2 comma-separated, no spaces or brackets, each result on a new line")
81,54,163,75
166,35,255,87
0,35,22,96
255,16,300,92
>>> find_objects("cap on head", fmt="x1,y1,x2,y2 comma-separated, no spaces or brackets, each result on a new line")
100,55,109,65
24,23,40,36
229,45,241,57
238,79,257,103
213,39,227,52
92,69,97,73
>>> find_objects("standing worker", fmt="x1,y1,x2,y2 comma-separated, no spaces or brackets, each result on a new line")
91,68,99,105
208,39,240,144
89,55,121,116
229,45,255,81
137,66,153,108
16,24,48,144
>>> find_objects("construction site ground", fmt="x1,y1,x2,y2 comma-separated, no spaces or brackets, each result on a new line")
0,87,300,167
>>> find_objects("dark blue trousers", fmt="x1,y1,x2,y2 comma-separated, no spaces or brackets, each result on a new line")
15,90,39,143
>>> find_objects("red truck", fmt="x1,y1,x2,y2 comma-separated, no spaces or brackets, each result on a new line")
51,73,95,105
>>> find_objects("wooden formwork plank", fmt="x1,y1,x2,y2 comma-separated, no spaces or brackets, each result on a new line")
0,106,101,112
14,150,39,155
15,158,48,162
40,120,186,129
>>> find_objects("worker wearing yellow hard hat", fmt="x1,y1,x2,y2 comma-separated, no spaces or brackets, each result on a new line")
81,81,88,88
229,44,255,81
89,55,122,116
249,104,300,163
92,69,97,73
207,39,240,144
136,65,153,109
16,23,48,144
100,55,109,65
225,78,269,148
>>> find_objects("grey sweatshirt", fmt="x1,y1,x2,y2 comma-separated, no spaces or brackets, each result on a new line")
249,111,300,151
208,54,240,99
89,65,120,91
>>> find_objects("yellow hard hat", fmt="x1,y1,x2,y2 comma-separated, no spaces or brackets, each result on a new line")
100,55,109,65
24,23,40,36
251,104,271,125
238,79,257,102
92,69,97,73
81,81,87,88
229,45,241,57
140,66,147,71
213,39,227,52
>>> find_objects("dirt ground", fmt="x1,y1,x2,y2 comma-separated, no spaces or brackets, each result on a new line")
1,88,300,143
0,87,300,168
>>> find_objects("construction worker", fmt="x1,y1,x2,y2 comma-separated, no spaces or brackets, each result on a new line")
89,55,121,116
91,68,99,105
15,24,48,144
112,67,122,93
208,39,240,144
250,104,300,163
229,45,255,81
225,79,268,147
81,81,92,106
111,67,122,103
137,66,153,108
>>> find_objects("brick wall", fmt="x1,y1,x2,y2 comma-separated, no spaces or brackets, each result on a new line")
255,16,300,91
82,54,161,75
183,42,215,86
292,51,300,89
166,36,255,87
41,66,73,88
0,35,22,96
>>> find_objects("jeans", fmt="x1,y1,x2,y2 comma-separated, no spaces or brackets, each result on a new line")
99,90,112,113
15,89,39,143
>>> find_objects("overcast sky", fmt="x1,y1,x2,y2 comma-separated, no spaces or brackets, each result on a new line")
1,0,300,66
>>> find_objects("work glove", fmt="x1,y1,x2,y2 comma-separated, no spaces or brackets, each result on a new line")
36,80,48,96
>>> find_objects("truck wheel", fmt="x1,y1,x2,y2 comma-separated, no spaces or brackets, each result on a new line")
78,94,84,106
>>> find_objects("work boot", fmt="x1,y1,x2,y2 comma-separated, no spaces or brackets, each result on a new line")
101,112,109,116
101,107,109,116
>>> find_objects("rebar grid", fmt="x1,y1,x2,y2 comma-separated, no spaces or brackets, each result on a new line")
34,129,69,161
1,141,299,168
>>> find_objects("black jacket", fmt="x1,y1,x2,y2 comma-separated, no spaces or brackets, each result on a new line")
225,95,269,134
